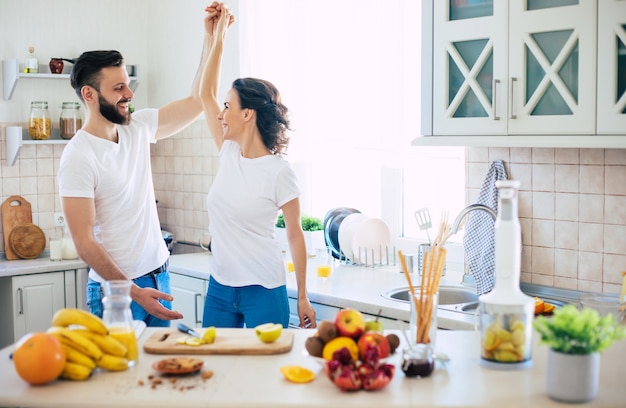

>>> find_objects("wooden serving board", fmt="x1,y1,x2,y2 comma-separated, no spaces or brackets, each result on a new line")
143,328,295,355
2,196,33,260
9,223,46,259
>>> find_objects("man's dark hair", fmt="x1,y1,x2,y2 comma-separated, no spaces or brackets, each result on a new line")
70,50,124,101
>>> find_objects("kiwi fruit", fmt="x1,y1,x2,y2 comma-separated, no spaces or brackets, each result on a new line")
305,336,325,357
386,333,400,354
316,320,338,343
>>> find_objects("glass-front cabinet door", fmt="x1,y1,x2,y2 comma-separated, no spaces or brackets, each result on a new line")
433,0,507,135
597,0,626,134
508,0,596,135
432,0,597,136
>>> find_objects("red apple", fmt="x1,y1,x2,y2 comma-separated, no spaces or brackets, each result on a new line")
334,308,366,339
357,331,391,360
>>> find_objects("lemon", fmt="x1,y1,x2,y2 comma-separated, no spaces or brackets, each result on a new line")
202,326,217,344
255,323,283,343
185,337,204,346
280,365,315,383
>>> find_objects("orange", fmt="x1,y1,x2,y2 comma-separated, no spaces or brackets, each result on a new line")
534,297,545,315
13,332,66,385
322,336,359,361
280,365,315,383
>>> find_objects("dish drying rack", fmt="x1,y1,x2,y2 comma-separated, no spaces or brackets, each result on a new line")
339,245,397,268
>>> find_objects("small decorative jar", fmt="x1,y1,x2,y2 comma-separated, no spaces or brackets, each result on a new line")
59,102,82,139
28,101,51,140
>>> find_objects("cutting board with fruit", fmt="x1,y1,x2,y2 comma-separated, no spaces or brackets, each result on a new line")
2,195,34,260
143,328,294,355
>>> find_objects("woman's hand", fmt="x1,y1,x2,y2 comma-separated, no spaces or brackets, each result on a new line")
205,2,235,36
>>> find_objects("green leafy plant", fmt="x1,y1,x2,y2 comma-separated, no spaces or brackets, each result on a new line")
275,214,324,232
533,304,626,355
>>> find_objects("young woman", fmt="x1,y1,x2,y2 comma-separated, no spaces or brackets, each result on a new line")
199,4,316,328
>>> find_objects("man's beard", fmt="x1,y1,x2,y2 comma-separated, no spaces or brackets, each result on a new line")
99,94,131,125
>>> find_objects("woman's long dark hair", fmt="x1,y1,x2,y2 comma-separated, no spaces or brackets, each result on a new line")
232,78,291,155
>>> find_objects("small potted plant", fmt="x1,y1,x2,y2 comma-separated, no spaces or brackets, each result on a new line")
275,214,325,256
533,304,625,403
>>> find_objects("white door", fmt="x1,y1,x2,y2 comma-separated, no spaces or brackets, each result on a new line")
508,0,596,135
597,0,626,134
13,272,66,341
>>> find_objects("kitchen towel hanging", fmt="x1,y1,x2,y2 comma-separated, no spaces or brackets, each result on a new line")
463,160,507,296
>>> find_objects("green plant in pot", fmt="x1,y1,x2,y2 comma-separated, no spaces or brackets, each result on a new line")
533,304,625,403
275,214,324,256
275,214,324,231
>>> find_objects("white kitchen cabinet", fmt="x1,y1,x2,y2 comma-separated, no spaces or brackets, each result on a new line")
0,270,77,348
429,0,596,136
596,0,626,134
169,273,207,328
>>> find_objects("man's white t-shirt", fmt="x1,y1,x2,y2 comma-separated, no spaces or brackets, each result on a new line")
58,109,169,282
207,140,299,289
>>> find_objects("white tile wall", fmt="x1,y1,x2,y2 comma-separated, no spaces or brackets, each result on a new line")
467,147,626,295
2,123,624,296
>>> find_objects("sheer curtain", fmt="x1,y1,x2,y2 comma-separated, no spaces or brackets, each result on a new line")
238,0,465,243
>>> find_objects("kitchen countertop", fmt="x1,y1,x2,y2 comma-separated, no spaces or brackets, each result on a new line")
168,253,480,330
0,252,87,277
0,327,624,407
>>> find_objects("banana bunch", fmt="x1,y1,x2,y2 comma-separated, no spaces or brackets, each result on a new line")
48,308,131,381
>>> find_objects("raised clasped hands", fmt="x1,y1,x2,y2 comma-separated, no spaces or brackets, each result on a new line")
205,2,235,37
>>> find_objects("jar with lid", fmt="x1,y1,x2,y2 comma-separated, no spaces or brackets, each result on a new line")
59,102,82,139
28,101,51,140
24,46,39,73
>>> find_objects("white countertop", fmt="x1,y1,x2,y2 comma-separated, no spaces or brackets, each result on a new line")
0,252,87,277
0,328,624,407
167,253,478,330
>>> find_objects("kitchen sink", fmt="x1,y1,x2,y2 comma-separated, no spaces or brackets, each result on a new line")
382,286,478,305
451,297,570,313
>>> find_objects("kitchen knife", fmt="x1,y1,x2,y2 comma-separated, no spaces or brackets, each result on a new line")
177,323,201,339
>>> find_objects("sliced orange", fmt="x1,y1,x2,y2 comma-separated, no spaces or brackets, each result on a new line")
280,365,315,383
542,303,555,314
534,297,545,315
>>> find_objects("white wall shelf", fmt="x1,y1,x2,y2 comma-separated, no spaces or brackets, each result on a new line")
3,59,139,100
6,126,70,166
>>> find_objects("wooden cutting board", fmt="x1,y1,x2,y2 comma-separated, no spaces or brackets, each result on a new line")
9,223,46,259
143,328,295,355
2,196,33,260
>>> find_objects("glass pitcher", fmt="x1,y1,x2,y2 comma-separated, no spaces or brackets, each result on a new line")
102,280,138,366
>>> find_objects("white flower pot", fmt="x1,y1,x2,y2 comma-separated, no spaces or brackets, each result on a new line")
275,228,325,257
546,349,600,403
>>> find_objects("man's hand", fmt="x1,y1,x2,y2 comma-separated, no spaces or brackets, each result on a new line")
133,286,183,321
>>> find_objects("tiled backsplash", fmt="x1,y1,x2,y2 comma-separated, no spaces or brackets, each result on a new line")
1,122,624,295
466,147,626,295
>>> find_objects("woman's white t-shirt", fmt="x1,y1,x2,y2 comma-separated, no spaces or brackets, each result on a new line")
207,140,299,289
58,109,169,282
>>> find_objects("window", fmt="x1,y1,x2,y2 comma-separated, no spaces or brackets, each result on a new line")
238,0,465,244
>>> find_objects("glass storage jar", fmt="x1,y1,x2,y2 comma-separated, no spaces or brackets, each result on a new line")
59,102,82,139
28,101,51,140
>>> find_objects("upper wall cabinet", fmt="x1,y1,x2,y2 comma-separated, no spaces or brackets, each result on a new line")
419,0,626,148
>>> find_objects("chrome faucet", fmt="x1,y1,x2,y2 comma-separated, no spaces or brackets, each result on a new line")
451,203,497,234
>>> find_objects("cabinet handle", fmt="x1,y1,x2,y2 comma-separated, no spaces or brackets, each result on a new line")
194,293,202,324
493,79,501,121
17,288,23,315
509,77,517,119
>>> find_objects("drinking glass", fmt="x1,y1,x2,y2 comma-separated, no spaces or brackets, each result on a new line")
315,246,334,280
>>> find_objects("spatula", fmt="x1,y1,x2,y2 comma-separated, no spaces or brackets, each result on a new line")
414,207,432,246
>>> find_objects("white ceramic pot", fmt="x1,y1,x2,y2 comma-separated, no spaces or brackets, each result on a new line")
546,349,600,403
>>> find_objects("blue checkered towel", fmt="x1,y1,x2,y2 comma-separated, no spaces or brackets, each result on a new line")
463,160,507,296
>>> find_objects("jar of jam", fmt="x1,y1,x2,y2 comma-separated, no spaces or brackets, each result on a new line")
59,102,82,139
401,344,435,378
28,101,51,140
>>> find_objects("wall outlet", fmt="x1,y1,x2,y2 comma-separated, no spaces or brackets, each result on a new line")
54,212,66,227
